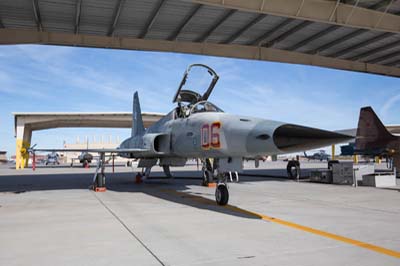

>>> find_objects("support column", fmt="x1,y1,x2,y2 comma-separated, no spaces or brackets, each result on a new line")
15,120,31,170
331,145,335,161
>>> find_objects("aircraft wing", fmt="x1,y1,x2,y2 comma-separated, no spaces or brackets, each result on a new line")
31,148,149,154
334,128,357,137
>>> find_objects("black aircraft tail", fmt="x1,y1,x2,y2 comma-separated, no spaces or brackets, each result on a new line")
132,92,145,137
355,106,396,153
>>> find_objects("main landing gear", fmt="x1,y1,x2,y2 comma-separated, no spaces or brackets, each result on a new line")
201,159,233,205
135,165,173,183
135,167,152,184
201,158,214,186
93,153,106,192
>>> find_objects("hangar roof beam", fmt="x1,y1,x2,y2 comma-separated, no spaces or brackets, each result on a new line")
168,4,202,41
288,25,340,51
32,0,43,32
1,0,400,78
221,14,267,44
2,29,400,78
287,0,391,53
328,32,394,58
264,20,313,48
366,50,400,65
310,29,366,55
369,0,393,10
74,0,82,34
348,39,400,61
13,112,164,135
248,18,294,46
190,0,400,34
138,0,166,39
385,58,400,67
195,9,236,43
107,0,125,36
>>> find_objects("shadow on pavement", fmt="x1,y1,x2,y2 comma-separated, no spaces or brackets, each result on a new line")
0,169,299,220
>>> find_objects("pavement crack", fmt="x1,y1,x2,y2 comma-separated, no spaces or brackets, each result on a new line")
91,191,166,266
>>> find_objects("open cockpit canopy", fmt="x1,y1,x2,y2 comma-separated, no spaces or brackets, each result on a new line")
172,64,219,105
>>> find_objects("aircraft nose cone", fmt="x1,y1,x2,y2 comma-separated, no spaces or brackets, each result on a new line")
273,124,353,153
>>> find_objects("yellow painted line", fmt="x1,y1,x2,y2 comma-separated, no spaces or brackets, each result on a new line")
162,189,400,259
228,206,400,259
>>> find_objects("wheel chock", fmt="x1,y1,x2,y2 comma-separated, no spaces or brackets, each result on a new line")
206,182,217,188
94,187,106,192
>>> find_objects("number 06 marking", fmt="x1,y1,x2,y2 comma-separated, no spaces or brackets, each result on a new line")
201,122,221,150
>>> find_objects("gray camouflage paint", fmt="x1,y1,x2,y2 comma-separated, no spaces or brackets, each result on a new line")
118,95,350,163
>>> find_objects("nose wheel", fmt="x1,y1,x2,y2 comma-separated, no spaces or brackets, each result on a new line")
215,183,229,205
214,172,230,205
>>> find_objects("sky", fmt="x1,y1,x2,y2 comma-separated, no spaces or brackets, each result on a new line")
0,44,400,156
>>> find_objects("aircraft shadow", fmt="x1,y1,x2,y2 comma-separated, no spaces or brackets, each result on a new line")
0,169,301,220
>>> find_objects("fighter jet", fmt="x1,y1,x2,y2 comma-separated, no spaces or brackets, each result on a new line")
303,150,330,161
355,106,400,174
31,64,352,205
69,152,94,167
44,152,60,166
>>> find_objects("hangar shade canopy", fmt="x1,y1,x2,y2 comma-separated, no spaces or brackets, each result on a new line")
1,0,400,77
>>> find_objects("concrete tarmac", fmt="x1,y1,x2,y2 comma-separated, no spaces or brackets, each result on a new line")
0,161,399,265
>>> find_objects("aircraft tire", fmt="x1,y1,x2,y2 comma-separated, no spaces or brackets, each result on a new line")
215,184,229,205
287,161,300,179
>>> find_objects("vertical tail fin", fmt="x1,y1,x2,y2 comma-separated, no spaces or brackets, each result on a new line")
132,92,145,137
355,106,395,151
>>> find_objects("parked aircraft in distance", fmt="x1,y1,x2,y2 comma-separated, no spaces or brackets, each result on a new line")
303,150,330,161
44,152,60,166
31,64,352,205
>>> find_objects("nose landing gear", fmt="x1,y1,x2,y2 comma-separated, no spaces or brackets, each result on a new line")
201,158,239,205
214,172,233,206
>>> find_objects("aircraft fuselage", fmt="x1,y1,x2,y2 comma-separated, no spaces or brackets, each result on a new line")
118,111,348,160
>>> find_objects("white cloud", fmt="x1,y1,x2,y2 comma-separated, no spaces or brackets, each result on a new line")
380,92,400,121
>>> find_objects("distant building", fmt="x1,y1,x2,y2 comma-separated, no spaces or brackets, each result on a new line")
0,151,8,163
62,135,126,162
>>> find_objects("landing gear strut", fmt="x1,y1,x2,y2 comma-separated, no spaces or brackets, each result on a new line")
135,166,152,184
93,153,106,192
162,165,173,178
201,158,214,186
